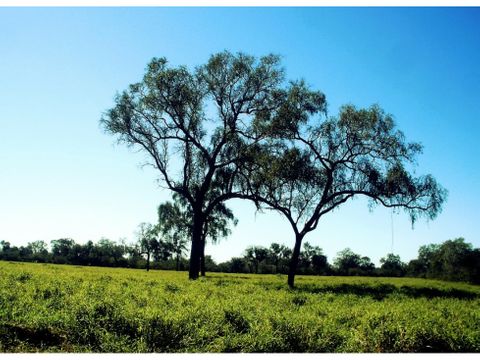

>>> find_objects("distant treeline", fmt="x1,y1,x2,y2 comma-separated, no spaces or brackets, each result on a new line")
217,238,480,284
0,238,189,271
0,237,479,284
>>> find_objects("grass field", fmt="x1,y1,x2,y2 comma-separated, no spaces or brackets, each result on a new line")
0,260,479,353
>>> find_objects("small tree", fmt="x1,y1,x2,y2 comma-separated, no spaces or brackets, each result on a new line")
136,222,159,271
27,240,48,255
379,253,406,277
27,240,49,262
358,256,376,275
311,253,329,275
334,248,361,275
158,194,237,274
221,257,249,273
300,242,328,275
244,246,269,274
266,243,292,274
200,200,238,276
428,238,477,282
157,200,190,271
334,248,375,276
409,243,441,277
50,238,75,264
299,242,324,274
0,241,10,254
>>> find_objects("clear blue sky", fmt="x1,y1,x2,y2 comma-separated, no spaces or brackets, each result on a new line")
1,7,479,265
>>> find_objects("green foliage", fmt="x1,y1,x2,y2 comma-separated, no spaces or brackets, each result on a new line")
250,97,447,287
407,238,480,283
101,51,288,279
157,199,190,263
333,248,375,276
1,236,479,286
1,261,479,353
380,253,407,277
157,194,238,272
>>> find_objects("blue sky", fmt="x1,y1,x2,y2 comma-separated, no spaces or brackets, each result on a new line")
0,7,479,265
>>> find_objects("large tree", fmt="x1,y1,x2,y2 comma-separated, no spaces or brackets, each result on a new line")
101,51,284,279
248,92,447,286
102,51,446,284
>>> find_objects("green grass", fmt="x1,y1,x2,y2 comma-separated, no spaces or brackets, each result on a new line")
1,261,479,352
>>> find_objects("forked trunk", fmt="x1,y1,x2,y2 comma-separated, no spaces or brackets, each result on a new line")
288,235,304,288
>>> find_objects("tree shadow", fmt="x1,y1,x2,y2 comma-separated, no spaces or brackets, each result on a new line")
0,323,66,350
207,274,252,280
294,283,479,300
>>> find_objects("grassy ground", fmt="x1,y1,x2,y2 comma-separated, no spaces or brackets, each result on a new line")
0,260,479,352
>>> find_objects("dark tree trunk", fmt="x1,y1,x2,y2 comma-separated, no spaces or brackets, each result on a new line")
200,237,206,277
146,251,150,272
288,235,304,288
200,223,208,277
188,211,204,280
176,253,180,271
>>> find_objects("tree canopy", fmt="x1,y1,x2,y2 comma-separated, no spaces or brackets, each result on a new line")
102,51,446,286
247,101,447,286
101,51,286,279
157,194,237,274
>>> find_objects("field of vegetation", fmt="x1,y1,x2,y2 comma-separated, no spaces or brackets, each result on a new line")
1,260,479,353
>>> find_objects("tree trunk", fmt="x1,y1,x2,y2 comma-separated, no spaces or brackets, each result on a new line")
200,223,208,277
288,235,304,288
146,252,150,272
188,211,204,280
176,253,180,271
200,236,206,277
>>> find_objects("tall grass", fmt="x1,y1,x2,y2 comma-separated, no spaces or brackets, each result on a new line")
0,261,479,352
